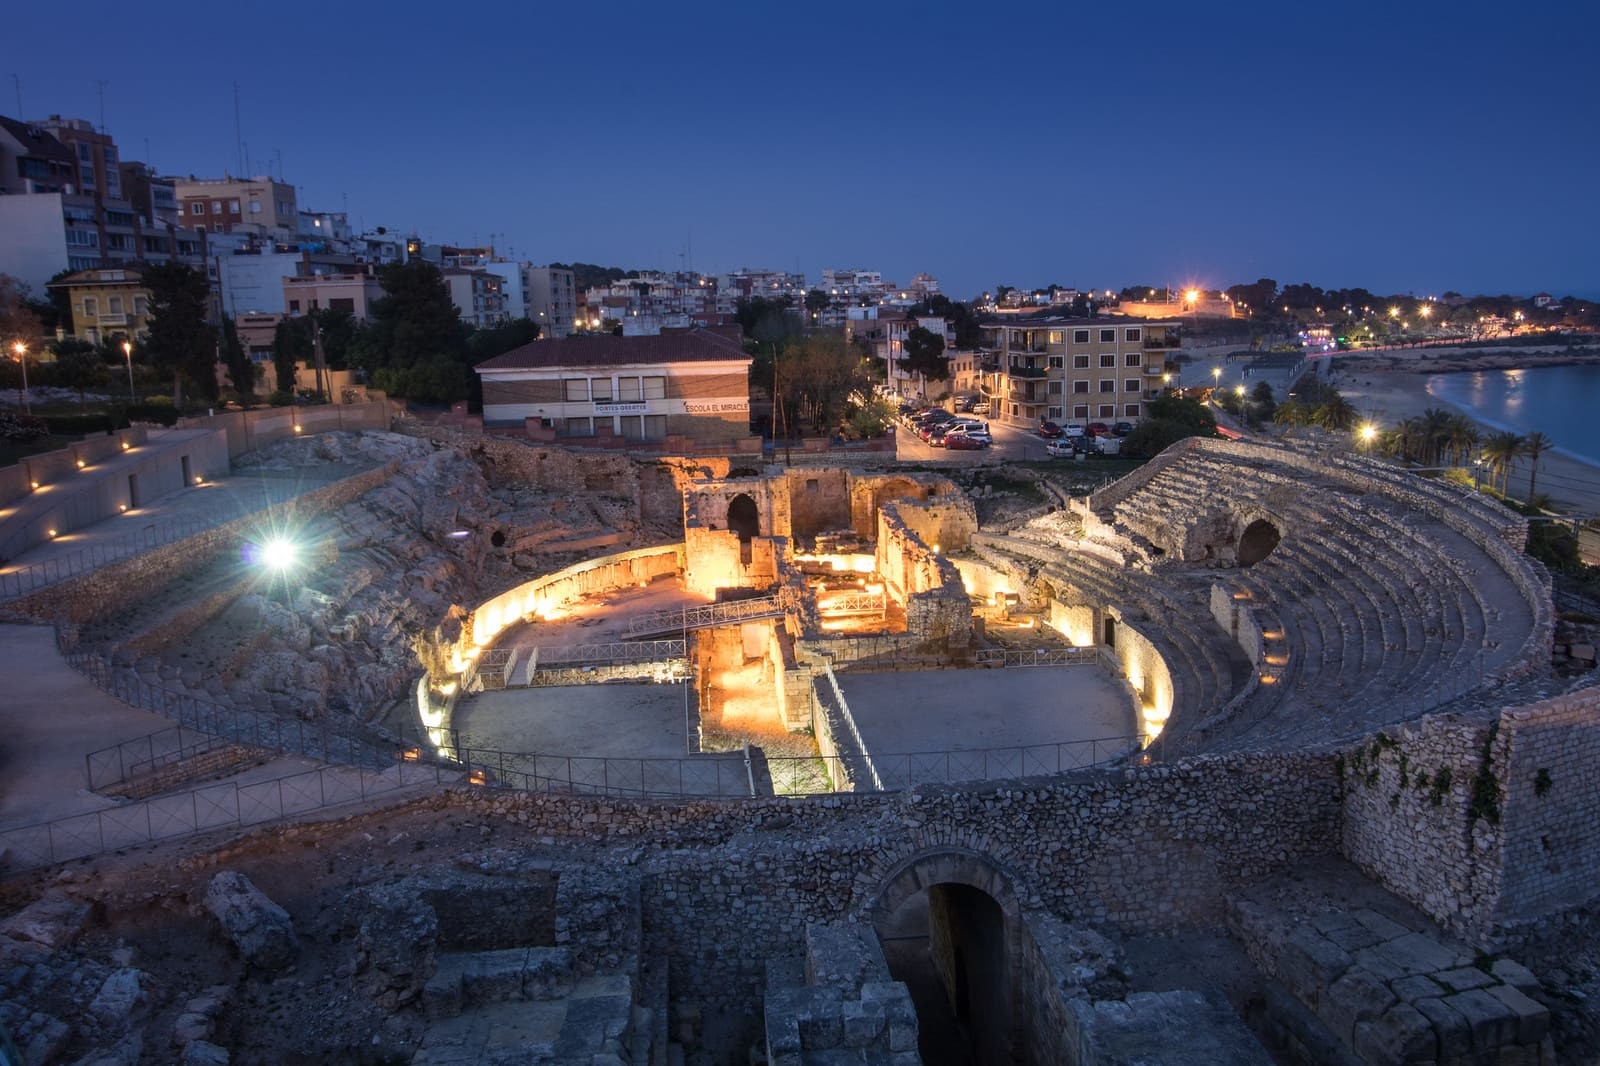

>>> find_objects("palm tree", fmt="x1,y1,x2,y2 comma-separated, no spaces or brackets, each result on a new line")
1272,399,1308,426
1313,395,1358,431
1444,414,1479,467
1481,430,1525,495
1394,416,1426,464
1418,408,1453,466
1521,431,1554,504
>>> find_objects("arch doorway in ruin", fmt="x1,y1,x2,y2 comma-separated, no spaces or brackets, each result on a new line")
1237,518,1282,567
727,493,760,564
870,849,1022,1064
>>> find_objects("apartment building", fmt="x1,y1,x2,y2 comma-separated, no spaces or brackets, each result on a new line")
715,269,806,315
845,308,955,396
442,269,509,329
525,265,577,337
173,175,297,239
48,265,153,345
0,115,202,291
981,317,1180,427
282,272,385,320
475,326,750,442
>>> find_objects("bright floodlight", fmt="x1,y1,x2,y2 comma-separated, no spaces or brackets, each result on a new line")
260,538,298,570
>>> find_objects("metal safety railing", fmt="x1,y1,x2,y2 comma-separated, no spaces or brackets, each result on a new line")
973,646,1102,668
625,596,786,635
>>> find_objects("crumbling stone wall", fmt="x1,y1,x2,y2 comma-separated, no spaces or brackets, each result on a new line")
684,476,787,539
782,468,853,538
1339,688,1600,943
449,749,1338,1022
875,499,973,645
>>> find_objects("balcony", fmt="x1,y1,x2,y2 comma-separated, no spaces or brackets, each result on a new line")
96,313,129,327
1144,336,1179,349
1005,365,1047,379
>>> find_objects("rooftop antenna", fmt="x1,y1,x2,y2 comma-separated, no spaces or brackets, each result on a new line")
143,137,150,165
11,74,21,118
94,79,109,133
232,82,244,176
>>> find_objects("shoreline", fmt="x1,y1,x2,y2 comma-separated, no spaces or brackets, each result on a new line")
1330,362,1600,515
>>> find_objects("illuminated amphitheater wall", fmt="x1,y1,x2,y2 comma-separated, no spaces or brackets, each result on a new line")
876,495,977,643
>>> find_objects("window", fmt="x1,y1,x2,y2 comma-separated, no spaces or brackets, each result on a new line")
229,200,240,214
617,376,641,401
1126,379,1142,392
249,201,262,214
329,298,355,313
1048,356,1063,369
620,415,643,440
1099,380,1116,393
1099,404,1115,417
564,378,589,402
66,229,98,247
1073,329,1089,343
1073,404,1089,419
213,201,223,216
108,296,123,314
1099,354,1116,367
591,377,613,402
133,296,147,316
1125,328,1141,342
1099,328,1116,342
1073,380,1089,394
190,202,205,215
1048,330,1063,343
1048,407,1062,419
1073,355,1089,369
1048,380,1062,394
83,297,98,316
642,375,666,399
563,417,594,437
77,143,91,162
1124,403,1141,417
643,414,667,440
288,300,300,313
1124,352,1143,367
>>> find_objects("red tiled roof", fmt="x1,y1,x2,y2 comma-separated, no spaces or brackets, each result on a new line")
475,326,748,371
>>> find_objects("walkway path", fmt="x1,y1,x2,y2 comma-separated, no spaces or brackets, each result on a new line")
0,623,185,830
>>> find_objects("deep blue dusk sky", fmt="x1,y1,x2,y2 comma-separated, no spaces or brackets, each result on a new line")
7,2,1597,299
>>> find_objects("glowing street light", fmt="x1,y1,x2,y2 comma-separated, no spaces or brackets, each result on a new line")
1211,366,1222,387
1358,423,1377,446
11,341,28,414
1234,384,1246,397
258,538,299,571
1184,289,1200,306
121,340,136,402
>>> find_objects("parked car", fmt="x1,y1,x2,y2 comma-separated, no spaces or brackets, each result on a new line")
1096,436,1123,456
928,423,959,446
1037,420,1064,438
1063,423,1086,438
1086,422,1111,437
1112,421,1134,436
972,401,990,415
945,431,990,450
1045,439,1077,458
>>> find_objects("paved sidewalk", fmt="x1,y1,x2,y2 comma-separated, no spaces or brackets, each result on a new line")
0,624,180,830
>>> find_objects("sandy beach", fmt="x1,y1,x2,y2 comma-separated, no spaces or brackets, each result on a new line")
1330,364,1600,517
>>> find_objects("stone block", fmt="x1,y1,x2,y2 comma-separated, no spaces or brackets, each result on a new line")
181,1042,230,1066
798,1002,842,1048
1434,966,1496,993
1490,959,1541,994
203,871,298,972
1353,1002,1436,1065
1322,970,1396,1046
1570,642,1595,661
1351,910,1410,942
460,948,529,1006
1391,974,1447,1004
1352,947,1410,984
1375,933,1462,977
1413,997,1472,1060
1487,984,1549,1045
1280,928,1353,1007
422,957,465,1020
89,968,149,1029
1322,922,1383,954
840,1000,884,1048
523,947,574,1001
1447,988,1516,1050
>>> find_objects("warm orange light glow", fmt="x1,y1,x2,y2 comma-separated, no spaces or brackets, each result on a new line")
1183,289,1200,304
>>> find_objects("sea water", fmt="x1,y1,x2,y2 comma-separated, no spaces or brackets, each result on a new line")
1427,365,1600,466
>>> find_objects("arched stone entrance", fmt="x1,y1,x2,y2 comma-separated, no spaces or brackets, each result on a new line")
870,849,1022,1065
1237,518,1281,567
727,493,760,564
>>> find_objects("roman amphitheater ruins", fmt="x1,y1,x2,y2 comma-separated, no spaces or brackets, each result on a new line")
1,415,1597,1065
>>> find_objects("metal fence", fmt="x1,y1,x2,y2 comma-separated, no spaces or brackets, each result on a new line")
66,650,396,770
973,646,1102,668
85,724,238,792
0,512,220,599
625,595,786,635
0,760,450,872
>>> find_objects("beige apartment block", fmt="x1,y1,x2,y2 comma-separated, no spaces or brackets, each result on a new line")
981,317,1180,426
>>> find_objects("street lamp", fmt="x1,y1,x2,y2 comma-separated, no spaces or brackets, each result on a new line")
11,341,28,414
1358,423,1377,448
1211,366,1222,390
121,340,136,402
